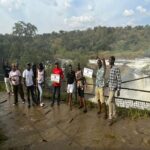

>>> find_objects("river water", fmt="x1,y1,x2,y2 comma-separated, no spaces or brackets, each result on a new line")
118,58,150,102
87,57,150,103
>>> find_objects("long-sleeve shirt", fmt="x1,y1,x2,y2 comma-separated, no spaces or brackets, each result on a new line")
52,67,64,87
108,66,121,91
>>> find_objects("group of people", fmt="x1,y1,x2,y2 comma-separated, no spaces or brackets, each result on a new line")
2,55,121,125
3,61,45,108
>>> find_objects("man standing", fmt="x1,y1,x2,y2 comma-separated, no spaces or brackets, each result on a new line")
75,64,87,113
23,63,36,108
107,56,121,125
51,62,64,107
16,64,25,103
95,58,107,119
66,64,76,110
9,64,21,105
2,59,13,95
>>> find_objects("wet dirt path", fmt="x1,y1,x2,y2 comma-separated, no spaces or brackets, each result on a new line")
0,93,150,150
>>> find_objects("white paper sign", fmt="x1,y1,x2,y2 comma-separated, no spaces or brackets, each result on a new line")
83,68,93,78
51,74,60,83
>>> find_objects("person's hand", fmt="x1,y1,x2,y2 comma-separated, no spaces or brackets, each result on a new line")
117,90,120,96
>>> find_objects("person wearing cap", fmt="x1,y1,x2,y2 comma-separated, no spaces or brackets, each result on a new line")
51,62,64,107
23,63,37,108
9,64,21,105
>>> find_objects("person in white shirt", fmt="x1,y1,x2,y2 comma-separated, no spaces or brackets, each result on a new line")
9,64,21,105
23,63,36,108
37,63,45,107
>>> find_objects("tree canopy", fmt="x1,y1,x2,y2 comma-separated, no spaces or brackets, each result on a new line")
0,21,150,68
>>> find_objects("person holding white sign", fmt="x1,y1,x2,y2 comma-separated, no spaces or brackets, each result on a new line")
51,62,64,107
66,64,76,110
95,58,107,119
75,64,87,113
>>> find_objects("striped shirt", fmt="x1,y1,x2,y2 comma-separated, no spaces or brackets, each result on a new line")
108,65,121,91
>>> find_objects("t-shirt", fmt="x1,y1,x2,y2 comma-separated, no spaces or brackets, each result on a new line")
95,67,105,88
9,70,21,85
52,67,64,87
3,65,11,78
66,70,75,84
23,69,34,86
37,69,44,84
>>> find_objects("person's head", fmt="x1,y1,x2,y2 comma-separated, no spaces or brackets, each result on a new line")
55,62,59,68
11,63,17,71
97,59,102,68
68,64,72,72
27,63,31,70
38,63,44,70
109,56,115,66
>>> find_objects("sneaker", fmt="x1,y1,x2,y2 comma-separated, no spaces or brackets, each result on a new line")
22,101,25,104
40,103,44,107
13,103,18,106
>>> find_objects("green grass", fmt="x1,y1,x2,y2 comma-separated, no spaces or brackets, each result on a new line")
118,107,150,120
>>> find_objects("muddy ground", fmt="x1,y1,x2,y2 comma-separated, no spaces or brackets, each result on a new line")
0,93,150,150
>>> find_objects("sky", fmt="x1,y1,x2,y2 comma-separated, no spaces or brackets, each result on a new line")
0,0,150,34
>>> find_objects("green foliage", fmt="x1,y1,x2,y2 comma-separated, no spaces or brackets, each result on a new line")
118,107,150,120
1,23,150,69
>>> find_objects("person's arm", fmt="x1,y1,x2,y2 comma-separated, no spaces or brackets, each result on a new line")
61,69,64,80
116,68,121,96
18,71,21,84
22,71,26,86
102,58,106,77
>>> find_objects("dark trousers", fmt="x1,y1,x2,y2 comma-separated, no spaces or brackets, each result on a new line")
18,84,25,101
52,86,60,104
27,85,36,105
13,85,19,104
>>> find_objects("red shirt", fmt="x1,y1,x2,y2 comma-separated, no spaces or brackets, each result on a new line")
52,67,64,87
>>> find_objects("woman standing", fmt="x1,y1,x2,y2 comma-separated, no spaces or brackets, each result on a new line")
37,63,45,107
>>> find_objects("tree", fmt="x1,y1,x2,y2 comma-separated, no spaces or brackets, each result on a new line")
12,21,37,37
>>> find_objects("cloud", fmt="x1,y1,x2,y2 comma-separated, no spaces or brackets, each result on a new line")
64,15,94,29
87,4,94,11
136,6,147,14
64,0,72,9
0,0,24,11
123,9,134,17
